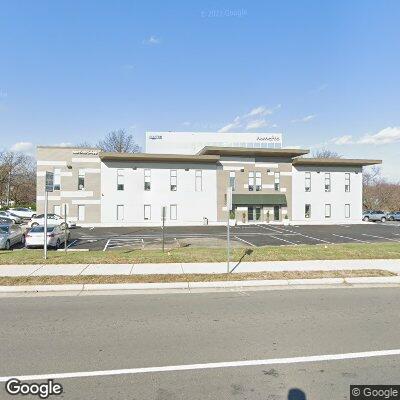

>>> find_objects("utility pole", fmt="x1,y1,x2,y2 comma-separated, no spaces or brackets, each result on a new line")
44,172,54,260
226,187,233,273
64,203,68,253
161,206,166,253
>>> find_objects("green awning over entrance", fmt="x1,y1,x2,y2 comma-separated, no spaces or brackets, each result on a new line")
232,194,287,206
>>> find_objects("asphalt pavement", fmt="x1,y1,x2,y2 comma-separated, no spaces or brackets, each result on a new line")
0,287,399,399
66,222,400,250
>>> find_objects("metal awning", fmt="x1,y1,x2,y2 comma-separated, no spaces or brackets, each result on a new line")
232,194,287,206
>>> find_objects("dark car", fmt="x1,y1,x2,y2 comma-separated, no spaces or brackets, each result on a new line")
0,216,14,225
387,211,400,221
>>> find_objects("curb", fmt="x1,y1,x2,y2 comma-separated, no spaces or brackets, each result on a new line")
0,276,400,294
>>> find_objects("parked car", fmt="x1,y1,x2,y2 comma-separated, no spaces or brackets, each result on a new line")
8,207,36,219
362,210,388,222
28,213,76,229
26,225,70,249
0,211,22,224
0,216,15,225
0,224,26,250
387,211,400,221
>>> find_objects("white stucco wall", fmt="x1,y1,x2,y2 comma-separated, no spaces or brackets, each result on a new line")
100,161,218,226
291,165,363,224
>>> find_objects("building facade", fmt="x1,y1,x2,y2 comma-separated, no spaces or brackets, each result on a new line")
36,136,381,227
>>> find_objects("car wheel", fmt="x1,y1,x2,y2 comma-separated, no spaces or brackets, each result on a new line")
21,235,25,246
363,216,369,222
389,217,394,221
55,239,60,250
5,240,11,250
32,214,36,218
381,217,386,222
31,222,39,227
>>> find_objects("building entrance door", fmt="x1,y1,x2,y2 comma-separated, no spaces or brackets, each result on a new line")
248,206,261,222
274,205,280,221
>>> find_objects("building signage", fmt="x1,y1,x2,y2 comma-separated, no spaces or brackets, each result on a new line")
148,135,163,140
72,150,100,155
256,135,281,142
45,171,54,192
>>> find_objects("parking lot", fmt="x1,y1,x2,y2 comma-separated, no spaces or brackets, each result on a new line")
65,221,400,251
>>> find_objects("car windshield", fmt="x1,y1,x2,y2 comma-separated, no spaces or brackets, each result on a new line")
30,226,55,233
0,226,10,234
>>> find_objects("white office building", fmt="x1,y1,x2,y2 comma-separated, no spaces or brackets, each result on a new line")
36,132,381,227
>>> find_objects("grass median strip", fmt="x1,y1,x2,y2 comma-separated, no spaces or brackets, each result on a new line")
0,269,395,286
0,243,400,265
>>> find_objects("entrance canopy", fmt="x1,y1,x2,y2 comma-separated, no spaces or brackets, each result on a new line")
232,194,287,206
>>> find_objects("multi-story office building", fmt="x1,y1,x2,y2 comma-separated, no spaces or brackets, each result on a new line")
36,132,381,226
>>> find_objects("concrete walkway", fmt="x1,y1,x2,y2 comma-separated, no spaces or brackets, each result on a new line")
0,259,400,277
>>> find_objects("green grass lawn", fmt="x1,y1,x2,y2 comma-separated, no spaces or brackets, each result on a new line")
0,269,394,286
0,242,399,264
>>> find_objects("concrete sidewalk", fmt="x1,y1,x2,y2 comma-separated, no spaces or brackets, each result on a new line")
0,259,400,277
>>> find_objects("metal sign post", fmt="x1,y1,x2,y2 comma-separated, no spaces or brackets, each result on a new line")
64,203,67,253
161,206,166,253
44,172,54,260
226,187,233,273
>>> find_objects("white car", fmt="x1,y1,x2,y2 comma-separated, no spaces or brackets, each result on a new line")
28,213,76,228
0,211,22,224
26,225,70,249
0,224,26,250
8,207,36,219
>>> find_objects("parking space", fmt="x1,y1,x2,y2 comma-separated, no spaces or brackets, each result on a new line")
65,222,400,251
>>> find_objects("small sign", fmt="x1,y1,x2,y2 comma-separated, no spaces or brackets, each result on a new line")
45,171,54,192
226,187,233,211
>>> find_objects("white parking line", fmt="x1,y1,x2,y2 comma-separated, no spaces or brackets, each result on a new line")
264,225,331,244
103,239,111,252
67,240,78,248
362,234,400,242
234,236,256,247
1,348,399,382
331,234,370,243
269,235,298,245
256,224,287,234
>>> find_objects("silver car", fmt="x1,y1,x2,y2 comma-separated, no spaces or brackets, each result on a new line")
0,224,26,250
0,211,22,224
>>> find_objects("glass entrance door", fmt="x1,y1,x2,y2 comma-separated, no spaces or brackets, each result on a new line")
248,206,261,222
274,205,280,221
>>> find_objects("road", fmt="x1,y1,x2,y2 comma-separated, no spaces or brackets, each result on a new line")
1,288,400,399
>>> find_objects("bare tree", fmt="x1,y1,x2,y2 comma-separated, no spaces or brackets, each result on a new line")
312,148,342,158
97,130,140,153
0,151,36,207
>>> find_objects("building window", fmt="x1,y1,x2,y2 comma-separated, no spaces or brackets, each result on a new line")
345,173,350,192
78,169,85,191
345,204,351,218
117,169,124,191
274,172,280,191
144,169,151,191
195,170,202,192
256,172,262,191
144,204,151,220
229,171,235,191
77,205,85,221
248,172,254,191
53,168,61,191
117,205,124,221
305,204,311,219
170,170,177,191
170,204,177,220
325,173,331,192
305,172,311,192
325,204,331,218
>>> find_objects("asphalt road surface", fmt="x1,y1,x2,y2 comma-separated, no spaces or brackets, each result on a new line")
67,222,400,250
1,287,400,399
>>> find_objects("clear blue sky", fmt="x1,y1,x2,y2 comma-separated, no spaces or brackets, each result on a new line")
0,1,399,179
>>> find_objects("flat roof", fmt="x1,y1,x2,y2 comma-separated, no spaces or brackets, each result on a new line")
99,152,220,163
293,157,382,167
197,146,309,157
